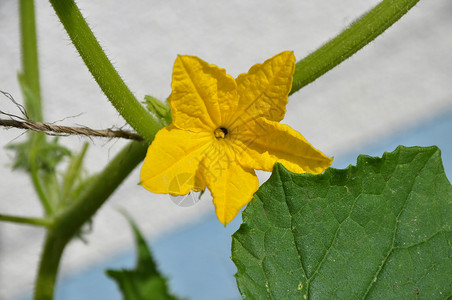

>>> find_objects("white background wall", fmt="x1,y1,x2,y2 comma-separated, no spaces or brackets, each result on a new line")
0,0,451,299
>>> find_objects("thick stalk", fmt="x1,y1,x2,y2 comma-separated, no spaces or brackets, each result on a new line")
290,0,420,94
48,0,160,142
34,141,149,300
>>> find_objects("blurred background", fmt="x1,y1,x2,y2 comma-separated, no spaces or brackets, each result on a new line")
0,0,451,299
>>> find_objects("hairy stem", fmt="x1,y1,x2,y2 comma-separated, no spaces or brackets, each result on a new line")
48,0,160,142
34,141,149,300
290,0,421,94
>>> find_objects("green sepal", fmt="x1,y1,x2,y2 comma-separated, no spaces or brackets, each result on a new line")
143,95,172,126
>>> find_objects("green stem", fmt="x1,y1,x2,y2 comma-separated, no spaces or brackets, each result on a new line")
48,0,160,142
19,0,53,213
290,0,420,94
34,141,149,300
19,0,42,121
60,142,89,207
0,214,53,227
30,157,54,215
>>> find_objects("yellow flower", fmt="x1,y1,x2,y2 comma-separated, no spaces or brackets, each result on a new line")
140,51,332,225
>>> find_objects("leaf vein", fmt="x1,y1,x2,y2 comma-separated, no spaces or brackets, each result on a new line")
361,150,435,299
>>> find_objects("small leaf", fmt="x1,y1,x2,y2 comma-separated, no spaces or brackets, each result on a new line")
6,137,71,173
106,213,179,300
6,135,71,214
143,95,172,126
232,146,452,299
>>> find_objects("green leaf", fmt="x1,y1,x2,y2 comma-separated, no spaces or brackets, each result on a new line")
6,136,71,214
106,214,179,300
7,137,71,173
232,146,452,299
143,95,172,126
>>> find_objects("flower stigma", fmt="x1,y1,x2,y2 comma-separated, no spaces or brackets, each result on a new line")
214,127,228,139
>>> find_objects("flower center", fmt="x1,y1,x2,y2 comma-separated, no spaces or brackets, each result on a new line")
214,127,228,139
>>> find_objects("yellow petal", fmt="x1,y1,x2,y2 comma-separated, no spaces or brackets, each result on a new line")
140,124,212,195
169,55,238,132
199,143,259,225
233,118,333,174
227,51,295,130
